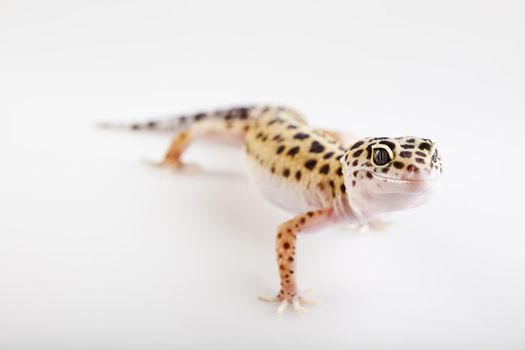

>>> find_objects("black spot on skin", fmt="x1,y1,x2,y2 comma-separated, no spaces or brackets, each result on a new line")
272,134,282,141
371,137,388,141
350,141,364,150
146,121,157,128
353,149,363,157
267,118,285,125
340,184,346,192
393,161,404,169
194,113,206,121
416,158,425,164
336,167,343,176
323,151,335,159
335,154,343,161
256,132,263,139
352,159,359,166
310,141,325,153
329,180,335,188
319,164,330,174
294,133,309,140
416,151,426,157
304,159,317,170
287,146,300,157
283,168,290,177
365,145,373,159
418,142,431,150
283,242,290,249
295,170,302,181
271,166,275,173
287,125,298,129
352,180,356,187
261,135,268,142
407,139,415,143
400,151,412,158
382,167,390,173
379,140,396,150
238,108,249,119
401,144,415,149
276,145,285,154
353,170,358,177
366,172,373,179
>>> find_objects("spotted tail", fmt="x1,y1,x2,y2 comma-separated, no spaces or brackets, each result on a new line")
98,106,259,133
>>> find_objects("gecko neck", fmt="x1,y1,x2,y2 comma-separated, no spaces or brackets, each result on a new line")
330,191,378,225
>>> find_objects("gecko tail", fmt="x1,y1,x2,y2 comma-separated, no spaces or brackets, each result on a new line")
97,106,258,134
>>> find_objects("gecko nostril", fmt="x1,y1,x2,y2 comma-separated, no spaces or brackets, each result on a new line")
430,143,439,163
431,150,439,163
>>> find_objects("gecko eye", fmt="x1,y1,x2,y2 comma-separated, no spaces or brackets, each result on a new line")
372,145,393,166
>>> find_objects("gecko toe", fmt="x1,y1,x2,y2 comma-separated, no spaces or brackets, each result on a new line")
141,158,201,174
259,290,317,314
277,300,289,314
258,295,280,302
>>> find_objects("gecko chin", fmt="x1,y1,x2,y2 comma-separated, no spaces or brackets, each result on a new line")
348,173,440,214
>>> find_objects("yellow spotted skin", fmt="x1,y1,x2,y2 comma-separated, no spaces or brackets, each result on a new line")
245,108,349,211
104,105,443,313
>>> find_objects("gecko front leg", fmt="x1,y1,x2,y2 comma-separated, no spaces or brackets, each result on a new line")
260,208,335,314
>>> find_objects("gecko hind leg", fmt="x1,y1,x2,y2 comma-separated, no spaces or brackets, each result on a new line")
146,119,249,173
144,129,201,173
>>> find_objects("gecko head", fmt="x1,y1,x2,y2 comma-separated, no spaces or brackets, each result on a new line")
341,137,443,215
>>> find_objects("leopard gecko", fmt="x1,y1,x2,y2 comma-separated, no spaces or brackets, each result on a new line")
101,105,443,314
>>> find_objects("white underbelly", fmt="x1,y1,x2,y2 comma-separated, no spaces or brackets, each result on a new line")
245,157,322,214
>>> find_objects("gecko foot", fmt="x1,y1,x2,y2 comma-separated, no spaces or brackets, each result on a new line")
258,289,319,315
141,159,201,174
346,218,391,234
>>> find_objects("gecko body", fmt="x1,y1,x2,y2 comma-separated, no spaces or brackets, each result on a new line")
102,105,443,313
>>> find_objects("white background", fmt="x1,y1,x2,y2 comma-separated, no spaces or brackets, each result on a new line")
1,1,524,349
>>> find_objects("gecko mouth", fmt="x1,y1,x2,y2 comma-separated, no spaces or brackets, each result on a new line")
369,171,439,183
